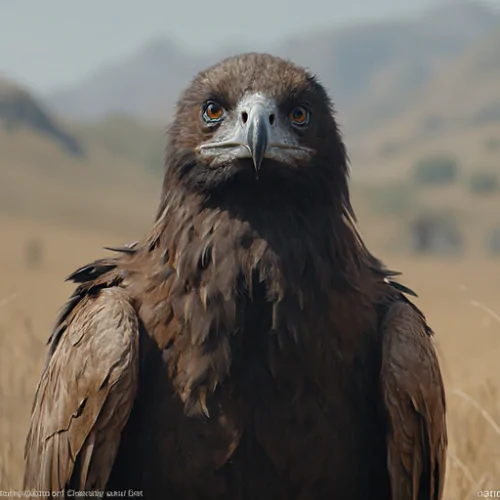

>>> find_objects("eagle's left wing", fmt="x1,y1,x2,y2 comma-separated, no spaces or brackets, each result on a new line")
24,265,139,494
380,298,447,500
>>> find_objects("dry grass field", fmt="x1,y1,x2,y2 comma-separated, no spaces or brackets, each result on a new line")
0,208,498,498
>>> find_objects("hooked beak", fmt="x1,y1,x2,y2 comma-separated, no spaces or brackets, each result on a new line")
245,103,270,175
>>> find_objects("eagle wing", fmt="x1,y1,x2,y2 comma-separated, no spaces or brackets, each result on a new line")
380,298,447,500
24,278,139,493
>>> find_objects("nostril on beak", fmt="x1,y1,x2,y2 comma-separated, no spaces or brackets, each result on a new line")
241,111,248,124
269,113,275,125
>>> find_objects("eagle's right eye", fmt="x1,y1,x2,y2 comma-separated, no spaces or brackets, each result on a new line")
202,101,225,124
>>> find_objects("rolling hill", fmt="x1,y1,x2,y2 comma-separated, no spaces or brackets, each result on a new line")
0,77,83,156
349,25,500,180
0,81,159,235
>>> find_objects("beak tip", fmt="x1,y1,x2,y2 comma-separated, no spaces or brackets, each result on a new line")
253,164,260,180
252,157,261,172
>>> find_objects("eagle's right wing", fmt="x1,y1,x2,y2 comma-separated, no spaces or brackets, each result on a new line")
380,297,447,500
24,285,139,494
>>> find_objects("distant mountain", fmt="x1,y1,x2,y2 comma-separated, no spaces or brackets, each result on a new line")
45,2,500,137
46,39,207,123
275,1,500,136
0,78,84,156
355,24,500,158
400,25,500,133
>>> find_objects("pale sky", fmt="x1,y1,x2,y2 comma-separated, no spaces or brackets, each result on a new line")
0,0,492,93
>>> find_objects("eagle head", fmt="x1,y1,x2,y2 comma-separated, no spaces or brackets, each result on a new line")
163,53,349,199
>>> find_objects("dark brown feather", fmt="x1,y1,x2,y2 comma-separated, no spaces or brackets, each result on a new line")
380,300,447,500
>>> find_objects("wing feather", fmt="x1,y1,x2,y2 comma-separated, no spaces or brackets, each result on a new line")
380,299,447,500
24,287,139,494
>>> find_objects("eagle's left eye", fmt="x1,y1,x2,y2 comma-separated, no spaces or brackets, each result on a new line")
202,101,225,123
289,106,310,127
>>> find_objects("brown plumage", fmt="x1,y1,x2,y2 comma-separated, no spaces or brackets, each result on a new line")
24,53,447,500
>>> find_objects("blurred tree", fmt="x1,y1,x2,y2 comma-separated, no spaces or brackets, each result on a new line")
25,238,43,270
468,170,499,195
412,154,459,186
409,214,463,256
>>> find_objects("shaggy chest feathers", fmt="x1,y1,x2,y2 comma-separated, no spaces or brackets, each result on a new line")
106,195,390,494
118,190,385,432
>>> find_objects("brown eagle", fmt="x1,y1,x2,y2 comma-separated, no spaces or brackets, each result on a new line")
24,53,447,500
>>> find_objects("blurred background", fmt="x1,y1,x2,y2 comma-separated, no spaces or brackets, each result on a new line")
1,0,499,496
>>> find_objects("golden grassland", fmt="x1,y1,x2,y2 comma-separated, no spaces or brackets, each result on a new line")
0,211,498,498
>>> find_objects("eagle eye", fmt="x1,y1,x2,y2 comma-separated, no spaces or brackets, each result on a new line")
202,101,225,124
289,106,310,127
